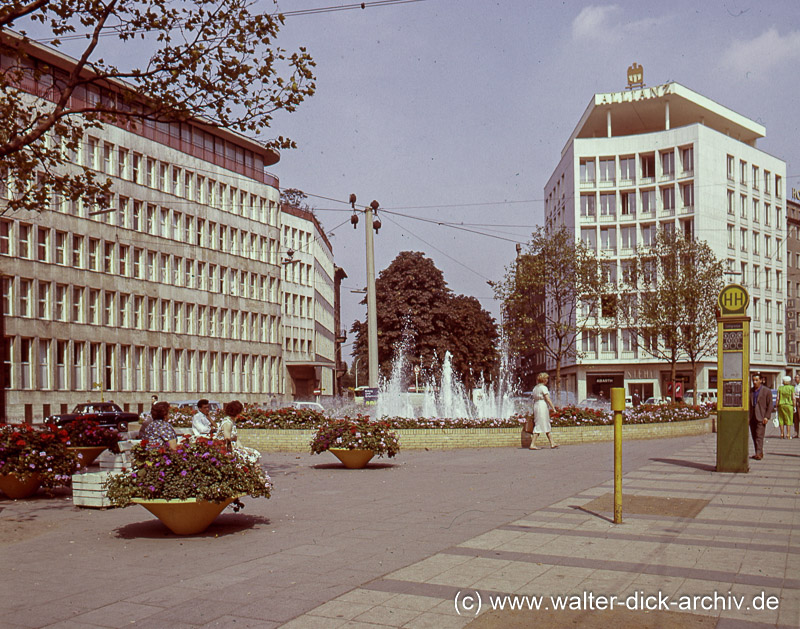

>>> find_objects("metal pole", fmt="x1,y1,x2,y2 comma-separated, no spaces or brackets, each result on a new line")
365,202,379,388
611,387,624,524
354,357,360,390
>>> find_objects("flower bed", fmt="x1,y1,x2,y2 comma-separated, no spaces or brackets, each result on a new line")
104,436,272,506
166,405,325,430
310,416,400,458
0,424,78,487
63,418,121,449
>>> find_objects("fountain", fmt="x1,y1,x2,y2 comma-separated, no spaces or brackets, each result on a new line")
373,347,518,420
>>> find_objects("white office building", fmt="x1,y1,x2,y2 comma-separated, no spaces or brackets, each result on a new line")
280,205,340,401
1,36,285,422
545,82,787,401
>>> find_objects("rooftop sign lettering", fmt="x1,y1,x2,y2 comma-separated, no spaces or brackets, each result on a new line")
596,83,674,105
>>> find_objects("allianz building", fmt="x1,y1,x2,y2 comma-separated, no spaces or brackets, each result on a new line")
544,80,786,402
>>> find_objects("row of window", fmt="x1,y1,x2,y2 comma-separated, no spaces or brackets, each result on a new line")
4,233,286,303
580,184,694,218
733,262,783,294
726,155,782,197
80,136,277,224
726,225,784,261
2,279,282,341
5,337,282,394
10,202,280,262
726,190,783,228
579,328,784,356
580,220,695,252
579,146,694,186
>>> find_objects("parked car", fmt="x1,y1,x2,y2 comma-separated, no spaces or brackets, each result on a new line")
578,397,611,410
643,397,668,406
291,401,325,413
684,389,717,406
45,402,137,431
170,399,223,413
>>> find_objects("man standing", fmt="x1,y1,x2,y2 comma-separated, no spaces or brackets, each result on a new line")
192,399,217,437
749,374,773,460
794,373,800,439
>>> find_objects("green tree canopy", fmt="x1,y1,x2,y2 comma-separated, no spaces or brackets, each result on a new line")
351,251,499,389
620,228,724,397
1,1,315,212
494,226,607,393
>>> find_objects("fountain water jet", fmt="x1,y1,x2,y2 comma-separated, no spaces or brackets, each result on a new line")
374,346,517,420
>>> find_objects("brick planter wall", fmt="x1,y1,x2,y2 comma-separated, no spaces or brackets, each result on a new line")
238,417,713,452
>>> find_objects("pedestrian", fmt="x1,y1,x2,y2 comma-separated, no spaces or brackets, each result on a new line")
794,374,800,438
191,399,217,437
749,374,773,460
215,401,261,463
140,401,178,450
632,392,641,408
138,394,160,437
777,376,794,440
530,372,558,450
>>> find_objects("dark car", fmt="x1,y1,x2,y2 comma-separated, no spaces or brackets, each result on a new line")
45,402,137,431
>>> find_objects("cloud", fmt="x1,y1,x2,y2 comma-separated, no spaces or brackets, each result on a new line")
723,27,800,75
572,5,620,40
571,4,665,44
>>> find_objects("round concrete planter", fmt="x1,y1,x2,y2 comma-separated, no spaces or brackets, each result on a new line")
0,472,42,499
131,497,236,535
329,448,375,469
68,446,107,468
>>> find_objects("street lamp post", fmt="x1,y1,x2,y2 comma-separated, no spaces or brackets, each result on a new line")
350,194,381,388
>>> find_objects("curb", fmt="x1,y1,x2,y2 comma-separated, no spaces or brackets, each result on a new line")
238,417,713,452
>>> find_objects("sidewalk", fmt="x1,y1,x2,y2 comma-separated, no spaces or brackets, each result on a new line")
0,427,797,628
282,428,799,629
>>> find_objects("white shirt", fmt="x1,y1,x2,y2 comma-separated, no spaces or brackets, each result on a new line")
192,411,214,436
794,382,800,403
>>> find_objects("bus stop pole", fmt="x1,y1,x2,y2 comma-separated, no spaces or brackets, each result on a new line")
611,387,625,524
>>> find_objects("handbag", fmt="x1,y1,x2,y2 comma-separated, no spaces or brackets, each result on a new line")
772,415,779,428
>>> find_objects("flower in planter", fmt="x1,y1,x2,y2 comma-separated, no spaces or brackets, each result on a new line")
104,436,272,507
310,416,400,458
0,424,78,487
62,418,121,449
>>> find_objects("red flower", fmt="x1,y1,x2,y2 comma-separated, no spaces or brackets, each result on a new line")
15,439,26,446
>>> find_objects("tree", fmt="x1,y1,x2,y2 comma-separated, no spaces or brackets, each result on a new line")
351,251,499,389
0,1,315,213
494,226,607,397
280,188,311,211
620,229,724,399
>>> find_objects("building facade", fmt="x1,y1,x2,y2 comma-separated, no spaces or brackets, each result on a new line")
1,37,288,422
786,195,800,375
545,82,787,400
280,205,344,402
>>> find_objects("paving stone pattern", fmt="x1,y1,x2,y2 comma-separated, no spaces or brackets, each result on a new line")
0,427,797,628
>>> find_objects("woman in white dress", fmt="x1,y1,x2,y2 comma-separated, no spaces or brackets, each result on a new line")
215,400,261,464
530,372,558,450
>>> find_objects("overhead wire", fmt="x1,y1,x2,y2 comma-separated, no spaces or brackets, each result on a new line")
34,1,430,44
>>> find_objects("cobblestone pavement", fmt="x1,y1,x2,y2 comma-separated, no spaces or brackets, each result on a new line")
0,427,797,628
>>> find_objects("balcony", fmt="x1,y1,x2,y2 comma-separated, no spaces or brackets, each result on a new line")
679,205,694,215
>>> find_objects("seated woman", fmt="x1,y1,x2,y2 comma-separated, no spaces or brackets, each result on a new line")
140,401,178,450
214,400,261,464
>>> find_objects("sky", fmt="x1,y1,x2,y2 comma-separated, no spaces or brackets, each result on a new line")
19,0,800,360
264,0,800,358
